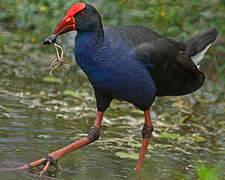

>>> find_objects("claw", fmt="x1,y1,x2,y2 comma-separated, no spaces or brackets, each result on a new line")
16,164,30,170
40,161,50,175
57,164,63,170
17,155,62,176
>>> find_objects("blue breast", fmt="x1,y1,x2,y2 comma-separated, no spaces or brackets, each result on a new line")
75,29,157,110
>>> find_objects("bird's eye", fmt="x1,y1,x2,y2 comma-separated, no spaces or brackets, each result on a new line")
79,11,85,17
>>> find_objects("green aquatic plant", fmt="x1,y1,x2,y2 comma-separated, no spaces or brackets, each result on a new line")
194,163,222,180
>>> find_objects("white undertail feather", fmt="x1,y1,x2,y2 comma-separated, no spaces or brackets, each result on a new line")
191,44,211,69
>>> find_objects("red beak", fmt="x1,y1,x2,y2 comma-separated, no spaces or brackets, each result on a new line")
54,16,75,35
53,2,86,36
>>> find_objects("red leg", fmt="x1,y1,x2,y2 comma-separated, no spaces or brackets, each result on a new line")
17,111,104,175
136,109,153,170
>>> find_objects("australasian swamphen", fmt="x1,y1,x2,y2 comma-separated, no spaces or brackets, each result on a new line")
19,3,218,174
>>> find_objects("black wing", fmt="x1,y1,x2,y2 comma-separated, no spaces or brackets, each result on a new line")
107,25,205,96
106,25,186,50
134,39,205,96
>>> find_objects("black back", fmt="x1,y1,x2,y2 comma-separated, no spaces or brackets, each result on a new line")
106,25,207,96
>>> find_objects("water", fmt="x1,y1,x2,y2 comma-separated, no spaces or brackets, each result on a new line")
0,3,225,180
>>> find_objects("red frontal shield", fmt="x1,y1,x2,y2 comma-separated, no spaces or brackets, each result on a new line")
54,3,86,35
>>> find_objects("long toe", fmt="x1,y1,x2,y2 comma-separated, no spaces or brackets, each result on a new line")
17,155,61,175
40,161,50,175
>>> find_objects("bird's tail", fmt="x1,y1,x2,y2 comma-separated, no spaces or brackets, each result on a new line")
184,28,218,68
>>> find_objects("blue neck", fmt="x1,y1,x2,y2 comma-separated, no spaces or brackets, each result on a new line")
75,29,104,51
74,29,106,86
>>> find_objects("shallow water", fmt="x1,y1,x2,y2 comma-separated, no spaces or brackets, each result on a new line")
0,3,225,180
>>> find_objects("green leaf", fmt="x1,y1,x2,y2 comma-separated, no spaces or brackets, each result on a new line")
42,76,62,84
218,63,225,74
130,142,142,148
195,163,221,180
63,90,78,97
160,133,206,143
159,133,188,140
63,90,88,97
192,135,206,143
216,45,225,53
216,150,225,155
166,26,180,35
115,152,139,160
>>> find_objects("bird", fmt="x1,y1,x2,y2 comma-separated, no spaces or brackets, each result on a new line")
18,2,218,175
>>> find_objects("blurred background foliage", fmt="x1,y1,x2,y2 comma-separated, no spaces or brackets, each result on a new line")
0,0,224,88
